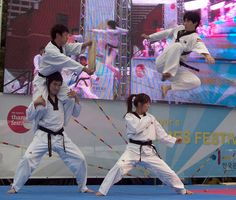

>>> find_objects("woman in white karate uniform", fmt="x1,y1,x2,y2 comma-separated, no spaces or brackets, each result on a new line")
142,12,215,98
91,20,128,80
96,93,192,196
8,72,93,194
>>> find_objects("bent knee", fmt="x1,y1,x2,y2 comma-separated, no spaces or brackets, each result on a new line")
191,77,201,89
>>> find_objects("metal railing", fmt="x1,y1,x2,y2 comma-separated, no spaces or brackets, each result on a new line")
3,70,32,95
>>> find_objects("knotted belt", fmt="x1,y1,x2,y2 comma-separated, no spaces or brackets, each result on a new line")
38,125,65,157
129,139,161,161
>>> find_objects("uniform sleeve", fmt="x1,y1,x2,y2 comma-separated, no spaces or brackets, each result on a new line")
26,102,39,121
64,42,83,56
33,55,39,69
92,28,128,35
125,113,153,134
191,36,210,55
91,73,98,80
149,28,175,42
154,119,176,147
40,51,84,75
91,29,107,34
72,103,81,118
116,27,129,34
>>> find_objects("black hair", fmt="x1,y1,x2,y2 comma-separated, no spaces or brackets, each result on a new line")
46,72,63,90
126,93,151,114
107,20,117,29
183,11,201,28
50,24,69,40
79,55,87,60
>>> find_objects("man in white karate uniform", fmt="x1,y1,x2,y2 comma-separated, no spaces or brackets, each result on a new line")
96,93,192,196
33,24,94,104
142,12,215,98
8,72,93,194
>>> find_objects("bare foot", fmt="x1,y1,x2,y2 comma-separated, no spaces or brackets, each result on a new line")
185,190,193,195
96,191,105,196
161,85,171,98
7,188,17,194
161,72,172,81
84,188,94,193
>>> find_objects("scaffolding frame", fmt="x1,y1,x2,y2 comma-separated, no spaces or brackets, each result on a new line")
177,0,184,25
79,0,86,36
115,0,132,99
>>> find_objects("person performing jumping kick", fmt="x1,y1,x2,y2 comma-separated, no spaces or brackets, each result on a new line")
142,11,215,98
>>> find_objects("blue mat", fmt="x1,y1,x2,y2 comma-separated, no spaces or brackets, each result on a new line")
1,185,236,200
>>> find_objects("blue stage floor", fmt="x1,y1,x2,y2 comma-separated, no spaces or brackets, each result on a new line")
1,185,236,200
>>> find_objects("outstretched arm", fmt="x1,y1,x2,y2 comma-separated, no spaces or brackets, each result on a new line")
41,51,94,76
154,119,177,147
192,38,215,64
65,40,92,56
116,27,129,34
64,42,83,56
142,28,175,42
91,28,128,35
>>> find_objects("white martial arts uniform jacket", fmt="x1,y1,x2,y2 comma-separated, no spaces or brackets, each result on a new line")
33,41,85,101
26,97,81,133
39,41,85,75
149,25,210,58
125,112,176,154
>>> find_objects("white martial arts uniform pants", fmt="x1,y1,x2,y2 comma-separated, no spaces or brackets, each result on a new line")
156,43,201,91
11,130,88,192
98,144,186,195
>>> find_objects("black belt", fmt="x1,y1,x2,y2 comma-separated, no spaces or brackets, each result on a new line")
38,125,65,157
105,43,118,49
129,139,161,161
105,43,118,56
75,77,90,87
180,61,200,72
38,72,47,78
174,37,200,72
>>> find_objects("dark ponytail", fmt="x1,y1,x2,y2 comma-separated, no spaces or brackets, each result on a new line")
125,93,151,116
126,94,137,114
